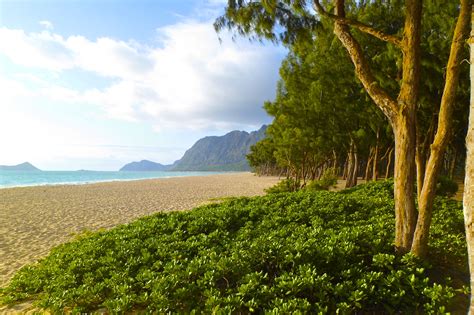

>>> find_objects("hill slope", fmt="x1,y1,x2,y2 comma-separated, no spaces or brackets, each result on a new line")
0,162,41,171
172,125,266,171
119,160,172,171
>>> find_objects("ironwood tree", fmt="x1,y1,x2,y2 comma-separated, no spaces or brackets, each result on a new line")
465,5,474,312
216,0,471,255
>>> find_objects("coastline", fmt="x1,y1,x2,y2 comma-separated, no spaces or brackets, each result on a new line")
0,170,227,189
0,172,280,286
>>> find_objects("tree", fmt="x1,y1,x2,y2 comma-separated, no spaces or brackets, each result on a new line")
464,6,474,312
315,0,471,256
217,0,471,255
255,20,387,187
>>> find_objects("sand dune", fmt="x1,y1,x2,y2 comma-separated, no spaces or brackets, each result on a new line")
0,172,280,287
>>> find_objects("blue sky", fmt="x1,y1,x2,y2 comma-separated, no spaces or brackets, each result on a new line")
0,0,285,170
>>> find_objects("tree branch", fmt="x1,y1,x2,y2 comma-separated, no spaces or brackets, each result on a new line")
329,0,399,122
313,0,402,47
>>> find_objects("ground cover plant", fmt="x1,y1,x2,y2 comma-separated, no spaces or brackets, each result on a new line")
0,181,468,313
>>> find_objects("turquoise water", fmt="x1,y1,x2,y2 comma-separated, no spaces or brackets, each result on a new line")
0,170,224,188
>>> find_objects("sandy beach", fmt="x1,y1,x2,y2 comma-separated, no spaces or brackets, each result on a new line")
0,172,280,287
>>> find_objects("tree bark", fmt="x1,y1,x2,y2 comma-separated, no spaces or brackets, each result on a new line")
352,143,359,186
393,114,418,251
416,112,437,200
342,156,348,180
345,141,355,188
391,0,422,252
415,147,426,201
411,0,471,257
464,5,474,312
448,150,457,179
385,147,394,179
331,0,420,253
365,147,374,180
372,129,379,181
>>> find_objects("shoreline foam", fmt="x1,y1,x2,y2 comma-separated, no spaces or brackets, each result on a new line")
0,170,227,189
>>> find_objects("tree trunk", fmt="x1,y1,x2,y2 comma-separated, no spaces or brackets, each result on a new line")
464,6,474,312
365,147,374,180
416,114,436,200
393,115,417,252
352,143,358,186
448,150,457,179
416,132,427,201
372,129,380,180
345,139,359,188
411,0,471,257
342,156,348,180
331,0,420,253
345,142,355,188
384,147,394,179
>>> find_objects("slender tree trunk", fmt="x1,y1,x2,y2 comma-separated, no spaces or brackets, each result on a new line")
373,129,380,180
342,156,348,180
416,115,436,200
449,150,457,179
365,147,374,180
464,6,474,312
416,132,426,200
345,142,355,188
346,140,359,188
386,147,394,179
352,143,358,186
411,0,471,257
302,153,307,185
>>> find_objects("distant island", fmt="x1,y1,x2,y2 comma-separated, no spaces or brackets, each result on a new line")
119,160,173,172
119,125,267,172
0,162,41,171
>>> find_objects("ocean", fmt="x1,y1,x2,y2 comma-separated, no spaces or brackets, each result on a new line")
0,170,224,188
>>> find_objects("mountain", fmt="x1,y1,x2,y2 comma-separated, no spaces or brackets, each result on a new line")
119,160,173,171
171,125,267,171
0,162,41,171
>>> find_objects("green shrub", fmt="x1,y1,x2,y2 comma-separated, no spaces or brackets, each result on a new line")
436,176,458,197
306,168,338,191
265,178,300,193
0,181,467,313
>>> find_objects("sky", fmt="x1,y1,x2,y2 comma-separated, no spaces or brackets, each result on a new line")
0,0,286,170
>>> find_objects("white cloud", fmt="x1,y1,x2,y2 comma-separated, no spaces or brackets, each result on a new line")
0,20,283,130
39,20,54,30
0,29,74,71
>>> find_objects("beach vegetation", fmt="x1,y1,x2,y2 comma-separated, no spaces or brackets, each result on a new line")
306,168,338,191
220,0,470,261
435,176,459,198
0,181,468,313
265,178,300,193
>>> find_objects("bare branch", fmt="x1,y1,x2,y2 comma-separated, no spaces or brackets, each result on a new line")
313,0,402,47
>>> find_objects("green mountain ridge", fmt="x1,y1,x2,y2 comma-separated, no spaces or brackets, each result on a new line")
119,126,267,172
171,125,267,171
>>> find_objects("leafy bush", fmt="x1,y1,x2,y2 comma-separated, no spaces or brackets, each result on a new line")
306,168,338,191
436,176,459,197
0,181,467,313
265,177,300,193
